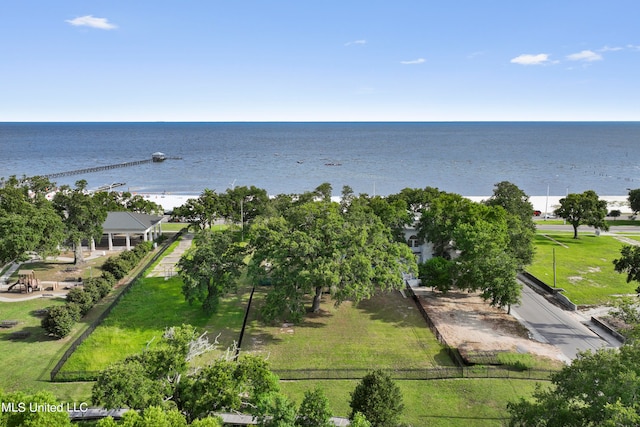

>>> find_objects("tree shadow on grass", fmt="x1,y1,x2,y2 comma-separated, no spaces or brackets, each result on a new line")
354,290,425,329
0,325,58,343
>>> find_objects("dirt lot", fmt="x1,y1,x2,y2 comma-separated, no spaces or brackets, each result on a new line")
413,288,566,362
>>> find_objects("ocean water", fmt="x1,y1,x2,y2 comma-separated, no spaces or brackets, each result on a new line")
1,122,639,197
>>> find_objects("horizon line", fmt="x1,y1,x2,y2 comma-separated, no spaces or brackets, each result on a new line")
3,120,640,124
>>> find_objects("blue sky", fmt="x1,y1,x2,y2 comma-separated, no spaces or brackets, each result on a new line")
1,1,639,121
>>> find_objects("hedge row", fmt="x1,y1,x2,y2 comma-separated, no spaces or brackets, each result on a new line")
41,242,154,339
102,241,154,279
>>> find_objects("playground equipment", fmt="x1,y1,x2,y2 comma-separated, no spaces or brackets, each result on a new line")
7,270,40,293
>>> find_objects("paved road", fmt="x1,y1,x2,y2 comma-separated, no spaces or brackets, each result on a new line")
511,283,621,362
536,223,640,234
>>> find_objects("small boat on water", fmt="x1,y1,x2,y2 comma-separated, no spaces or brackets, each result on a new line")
324,162,342,166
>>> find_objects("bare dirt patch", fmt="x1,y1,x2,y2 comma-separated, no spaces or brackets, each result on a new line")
413,288,565,362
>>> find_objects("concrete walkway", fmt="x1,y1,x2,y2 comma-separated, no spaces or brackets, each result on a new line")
146,232,194,278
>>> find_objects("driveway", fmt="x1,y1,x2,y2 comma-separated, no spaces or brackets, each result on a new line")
511,282,621,362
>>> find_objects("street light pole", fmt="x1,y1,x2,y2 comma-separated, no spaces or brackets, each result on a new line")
545,184,549,220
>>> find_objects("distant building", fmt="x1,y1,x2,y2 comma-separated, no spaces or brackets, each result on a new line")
402,221,433,264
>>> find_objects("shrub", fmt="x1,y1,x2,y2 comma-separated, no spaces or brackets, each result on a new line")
133,241,153,257
96,279,113,298
102,257,129,280
101,271,116,285
83,282,103,304
84,277,112,299
41,305,76,338
66,302,82,322
66,287,95,315
349,370,404,427
297,387,333,427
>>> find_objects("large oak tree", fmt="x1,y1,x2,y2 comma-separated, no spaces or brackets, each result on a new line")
248,194,417,323
417,191,522,311
508,342,640,426
484,181,536,269
0,176,64,264
52,180,108,264
554,190,609,239
178,230,246,313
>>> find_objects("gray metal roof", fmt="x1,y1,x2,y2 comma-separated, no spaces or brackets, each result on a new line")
103,211,163,233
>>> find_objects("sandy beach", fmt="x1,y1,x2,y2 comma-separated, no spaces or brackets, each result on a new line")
143,193,631,215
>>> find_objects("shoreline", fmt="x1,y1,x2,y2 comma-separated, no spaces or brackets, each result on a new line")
141,193,630,215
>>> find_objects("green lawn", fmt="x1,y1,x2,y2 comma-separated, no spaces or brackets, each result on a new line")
0,297,93,401
161,222,188,232
59,275,249,373
527,233,635,305
243,288,453,371
280,378,549,425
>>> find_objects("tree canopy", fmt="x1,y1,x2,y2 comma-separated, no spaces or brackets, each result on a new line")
483,181,536,269
628,188,640,214
0,176,65,264
248,191,417,323
0,389,72,427
295,387,333,427
386,186,442,215
349,370,404,427
177,230,246,313
613,244,640,294
94,190,163,215
507,343,640,426
416,191,522,311
93,325,280,422
52,180,108,264
554,190,609,239
172,189,221,230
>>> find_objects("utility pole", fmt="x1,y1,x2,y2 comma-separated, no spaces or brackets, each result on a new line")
553,247,557,288
240,198,244,241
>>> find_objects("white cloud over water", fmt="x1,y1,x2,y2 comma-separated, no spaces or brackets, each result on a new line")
510,53,552,65
400,58,425,65
66,15,117,30
567,50,602,62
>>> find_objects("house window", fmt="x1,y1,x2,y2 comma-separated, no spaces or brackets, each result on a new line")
408,235,420,248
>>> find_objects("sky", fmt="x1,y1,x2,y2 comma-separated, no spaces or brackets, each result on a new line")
1,1,639,122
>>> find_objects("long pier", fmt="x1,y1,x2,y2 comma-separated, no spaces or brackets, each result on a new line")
42,155,182,180
44,159,153,179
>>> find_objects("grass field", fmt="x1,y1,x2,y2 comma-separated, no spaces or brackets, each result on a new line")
0,297,93,401
242,288,547,422
527,233,635,305
0,234,181,401
1,228,558,423
59,275,250,373
244,288,454,371
280,377,548,425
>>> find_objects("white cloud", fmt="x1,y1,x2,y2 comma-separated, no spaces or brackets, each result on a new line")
627,44,640,51
600,46,623,52
400,58,426,65
510,53,552,65
567,50,602,62
345,39,366,46
66,15,117,30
